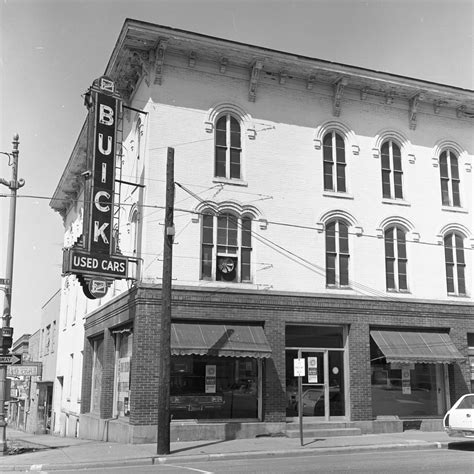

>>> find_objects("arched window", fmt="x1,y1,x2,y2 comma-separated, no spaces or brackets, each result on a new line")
440,150,461,207
444,232,466,295
384,226,408,291
201,212,252,282
381,140,403,199
325,220,349,287
215,114,241,180
323,131,346,192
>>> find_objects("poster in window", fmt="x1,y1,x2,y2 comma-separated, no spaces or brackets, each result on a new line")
308,357,318,383
205,365,216,394
118,356,131,415
402,368,411,394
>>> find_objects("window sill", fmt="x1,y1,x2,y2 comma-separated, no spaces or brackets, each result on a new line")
213,177,248,187
441,206,468,214
326,285,352,290
447,293,469,298
322,191,354,200
382,198,411,207
386,289,411,294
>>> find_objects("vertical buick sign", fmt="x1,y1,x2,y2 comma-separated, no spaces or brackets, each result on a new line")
63,76,130,299
89,87,117,254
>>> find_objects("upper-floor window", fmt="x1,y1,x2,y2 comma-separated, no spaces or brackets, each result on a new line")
444,232,466,295
323,131,346,192
440,150,461,207
201,212,252,282
381,140,403,199
325,220,349,287
215,114,241,180
385,226,408,291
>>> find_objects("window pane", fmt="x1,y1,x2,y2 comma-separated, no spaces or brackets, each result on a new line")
335,133,344,153
439,152,448,177
241,248,251,281
450,154,459,180
382,170,391,198
339,255,349,286
394,172,403,199
392,143,402,171
397,229,406,259
398,260,407,290
217,216,228,246
336,164,346,192
452,181,460,207
381,142,390,164
385,229,394,258
216,117,227,146
324,162,333,190
457,265,466,294
444,235,454,264
326,254,336,285
339,222,349,254
241,217,252,247
201,245,213,278
230,149,241,179
386,259,395,289
326,222,336,252
230,117,241,148
215,148,226,177
455,235,465,264
446,264,455,293
323,132,332,148
440,179,450,205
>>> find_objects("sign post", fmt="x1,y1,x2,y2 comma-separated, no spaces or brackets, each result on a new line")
294,355,305,446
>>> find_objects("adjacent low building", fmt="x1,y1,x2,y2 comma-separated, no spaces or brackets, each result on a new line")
50,19,473,443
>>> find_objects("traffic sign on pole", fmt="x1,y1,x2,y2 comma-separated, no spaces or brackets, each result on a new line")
0,354,21,365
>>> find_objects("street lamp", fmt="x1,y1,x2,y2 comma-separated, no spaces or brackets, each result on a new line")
0,134,24,454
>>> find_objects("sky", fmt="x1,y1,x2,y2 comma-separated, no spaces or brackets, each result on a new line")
0,0,473,339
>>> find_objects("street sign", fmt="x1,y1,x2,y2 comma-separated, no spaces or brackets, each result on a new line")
0,354,21,365
293,358,305,377
7,364,41,377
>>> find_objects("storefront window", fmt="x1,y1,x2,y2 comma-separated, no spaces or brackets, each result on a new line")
468,333,474,392
170,356,259,420
370,337,444,417
114,330,132,417
90,338,104,414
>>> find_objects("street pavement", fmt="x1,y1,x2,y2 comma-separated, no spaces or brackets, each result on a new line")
0,427,472,472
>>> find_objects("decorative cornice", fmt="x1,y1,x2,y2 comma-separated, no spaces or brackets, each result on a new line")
248,60,264,102
188,50,197,68
409,92,425,130
333,77,349,117
154,38,168,85
219,57,228,74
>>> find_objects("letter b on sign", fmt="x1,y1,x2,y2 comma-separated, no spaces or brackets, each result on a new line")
99,104,114,126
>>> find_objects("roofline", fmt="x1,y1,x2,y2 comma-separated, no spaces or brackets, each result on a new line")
114,18,473,94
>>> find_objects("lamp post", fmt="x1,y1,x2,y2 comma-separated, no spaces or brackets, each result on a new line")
0,134,24,454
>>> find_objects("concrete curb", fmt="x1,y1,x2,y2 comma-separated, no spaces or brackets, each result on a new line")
0,441,451,471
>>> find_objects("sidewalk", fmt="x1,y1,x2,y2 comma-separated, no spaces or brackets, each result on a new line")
0,427,471,472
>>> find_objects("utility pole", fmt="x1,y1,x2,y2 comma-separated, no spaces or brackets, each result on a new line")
157,148,174,455
0,134,24,454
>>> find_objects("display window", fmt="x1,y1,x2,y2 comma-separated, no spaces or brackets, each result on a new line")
370,337,447,417
113,329,132,417
170,356,260,420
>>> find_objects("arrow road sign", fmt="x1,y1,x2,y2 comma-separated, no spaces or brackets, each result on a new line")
0,354,21,365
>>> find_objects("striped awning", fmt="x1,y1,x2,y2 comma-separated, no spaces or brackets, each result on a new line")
171,322,272,358
371,330,465,364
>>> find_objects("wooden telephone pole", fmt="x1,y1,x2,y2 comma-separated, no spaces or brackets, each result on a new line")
157,148,174,455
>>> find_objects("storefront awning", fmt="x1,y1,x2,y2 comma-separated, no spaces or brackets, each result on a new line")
371,330,465,364
171,323,272,358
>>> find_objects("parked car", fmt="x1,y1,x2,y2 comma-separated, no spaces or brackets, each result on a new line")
443,394,474,438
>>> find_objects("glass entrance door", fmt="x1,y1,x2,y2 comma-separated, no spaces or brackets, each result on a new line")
286,349,345,419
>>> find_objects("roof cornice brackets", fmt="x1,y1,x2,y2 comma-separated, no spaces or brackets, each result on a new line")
129,49,152,87
249,60,264,102
219,57,228,74
188,51,197,68
306,75,315,90
332,77,349,117
409,92,425,130
154,38,168,85
457,105,474,118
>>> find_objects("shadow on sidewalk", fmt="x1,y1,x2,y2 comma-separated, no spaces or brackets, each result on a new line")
447,440,474,451
171,439,229,455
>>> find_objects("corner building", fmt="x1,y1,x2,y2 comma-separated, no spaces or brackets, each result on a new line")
51,19,474,443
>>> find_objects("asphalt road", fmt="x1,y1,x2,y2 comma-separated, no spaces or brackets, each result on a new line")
25,444,474,474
